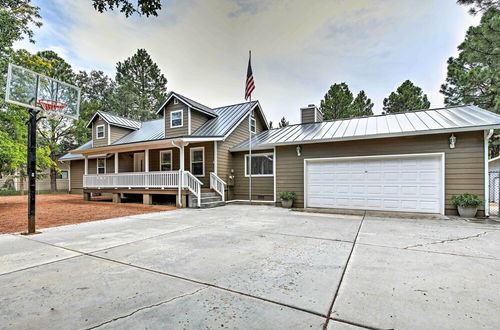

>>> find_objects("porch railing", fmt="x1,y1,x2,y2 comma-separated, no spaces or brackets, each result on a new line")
83,171,180,189
183,171,203,207
210,172,226,202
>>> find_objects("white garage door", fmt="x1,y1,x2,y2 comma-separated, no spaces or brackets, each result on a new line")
306,154,443,214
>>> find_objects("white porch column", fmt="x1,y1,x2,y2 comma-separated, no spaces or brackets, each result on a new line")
145,149,149,172
84,155,88,175
179,146,185,171
114,152,119,173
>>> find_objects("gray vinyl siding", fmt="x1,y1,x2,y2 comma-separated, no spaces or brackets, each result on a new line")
70,160,84,194
191,110,210,133
92,118,108,147
164,102,189,138
301,108,315,124
110,126,133,144
275,131,485,216
231,149,274,201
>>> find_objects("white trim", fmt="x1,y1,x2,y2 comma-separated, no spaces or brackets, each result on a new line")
96,124,105,140
155,93,217,117
250,117,256,134
107,124,111,144
159,150,173,171
97,157,106,174
214,141,218,175
174,98,179,105
303,152,446,215
188,107,192,135
68,163,71,192
114,152,119,173
145,149,149,172
485,129,493,216
244,152,274,177
170,109,183,128
190,146,205,177
273,146,276,203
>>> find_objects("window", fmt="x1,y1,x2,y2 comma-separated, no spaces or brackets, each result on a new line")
97,158,106,174
245,153,273,177
174,98,179,105
160,150,172,171
170,110,183,128
250,117,256,134
190,147,204,177
56,170,68,179
96,125,105,139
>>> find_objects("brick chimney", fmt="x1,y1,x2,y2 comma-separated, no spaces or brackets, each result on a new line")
300,104,323,124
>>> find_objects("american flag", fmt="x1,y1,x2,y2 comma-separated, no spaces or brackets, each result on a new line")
245,51,255,100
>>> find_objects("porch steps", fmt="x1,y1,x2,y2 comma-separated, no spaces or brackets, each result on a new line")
189,191,225,208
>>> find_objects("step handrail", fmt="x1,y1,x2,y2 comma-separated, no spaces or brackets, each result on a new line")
183,171,203,207
210,172,226,202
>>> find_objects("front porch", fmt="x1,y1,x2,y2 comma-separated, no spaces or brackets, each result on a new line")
80,141,226,208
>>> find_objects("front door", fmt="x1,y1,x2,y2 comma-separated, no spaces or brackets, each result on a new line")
134,152,145,172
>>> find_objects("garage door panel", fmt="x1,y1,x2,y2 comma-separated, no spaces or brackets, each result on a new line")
306,154,443,214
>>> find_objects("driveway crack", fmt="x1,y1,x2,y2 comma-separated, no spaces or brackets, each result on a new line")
403,231,491,249
87,286,208,329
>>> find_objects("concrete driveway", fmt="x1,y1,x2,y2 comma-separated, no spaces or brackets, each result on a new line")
1,205,499,329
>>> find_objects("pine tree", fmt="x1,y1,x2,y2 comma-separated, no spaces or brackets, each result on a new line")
114,49,168,120
440,8,499,113
383,80,431,113
350,91,374,117
320,83,353,120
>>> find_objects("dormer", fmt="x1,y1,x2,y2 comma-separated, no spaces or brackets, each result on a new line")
156,92,217,138
87,111,141,147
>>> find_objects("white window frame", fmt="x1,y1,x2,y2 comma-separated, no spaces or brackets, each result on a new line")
170,110,183,128
174,98,179,105
190,147,205,177
97,158,106,174
245,153,274,177
250,117,256,134
96,124,105,139
159,150,173,171
57,170,69,179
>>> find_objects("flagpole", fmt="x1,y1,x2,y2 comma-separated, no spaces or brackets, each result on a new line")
248,50,252,205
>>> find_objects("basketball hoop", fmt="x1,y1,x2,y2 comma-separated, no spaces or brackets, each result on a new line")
38,99,67,119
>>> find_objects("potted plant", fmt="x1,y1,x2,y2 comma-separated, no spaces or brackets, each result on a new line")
451,193,483,218
279,192,296,208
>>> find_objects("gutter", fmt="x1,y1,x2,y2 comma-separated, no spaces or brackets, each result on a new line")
485,129,494,217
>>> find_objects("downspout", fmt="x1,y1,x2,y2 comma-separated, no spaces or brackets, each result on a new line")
485,129,494,217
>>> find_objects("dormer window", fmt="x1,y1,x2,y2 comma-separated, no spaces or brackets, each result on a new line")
250,117,256,134
171,110,183,128
96,125,105,139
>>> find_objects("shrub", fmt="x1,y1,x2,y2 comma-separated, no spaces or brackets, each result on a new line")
279,191,296,201
451,193,482,208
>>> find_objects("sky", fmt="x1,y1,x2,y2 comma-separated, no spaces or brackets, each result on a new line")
15,0,480,124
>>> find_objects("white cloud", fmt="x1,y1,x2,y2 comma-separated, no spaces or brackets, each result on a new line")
15,0,481,124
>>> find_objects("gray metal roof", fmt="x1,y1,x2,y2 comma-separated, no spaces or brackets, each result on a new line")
87,111,142,130
231,105,500,152
59,141,93,161
112,119,165,145
193,101,258,137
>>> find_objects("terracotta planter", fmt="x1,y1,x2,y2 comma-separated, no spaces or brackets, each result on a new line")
281,199,294,208
457,206,478,218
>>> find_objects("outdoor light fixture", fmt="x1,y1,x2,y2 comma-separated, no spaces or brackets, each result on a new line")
449,134,456,149
296,145,302,157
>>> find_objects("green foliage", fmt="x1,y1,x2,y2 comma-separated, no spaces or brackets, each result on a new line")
383,80,431,113
457,0,499,15
279,191,297,201
278,116,289,128
0,0,42,48
440,8,499,113
451,193,483,207
320,83,373,120
92,0,162,17
114,48,167,120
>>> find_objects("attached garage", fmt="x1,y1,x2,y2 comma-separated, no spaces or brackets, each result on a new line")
305,153,444,214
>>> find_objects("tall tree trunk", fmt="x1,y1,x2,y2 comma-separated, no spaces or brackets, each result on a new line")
50,153,58,192
19,176,24,195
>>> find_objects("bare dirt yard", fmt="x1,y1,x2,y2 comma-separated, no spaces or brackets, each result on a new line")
0,194,175,234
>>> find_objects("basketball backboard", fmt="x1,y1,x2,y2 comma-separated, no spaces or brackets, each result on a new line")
5,63,81,120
